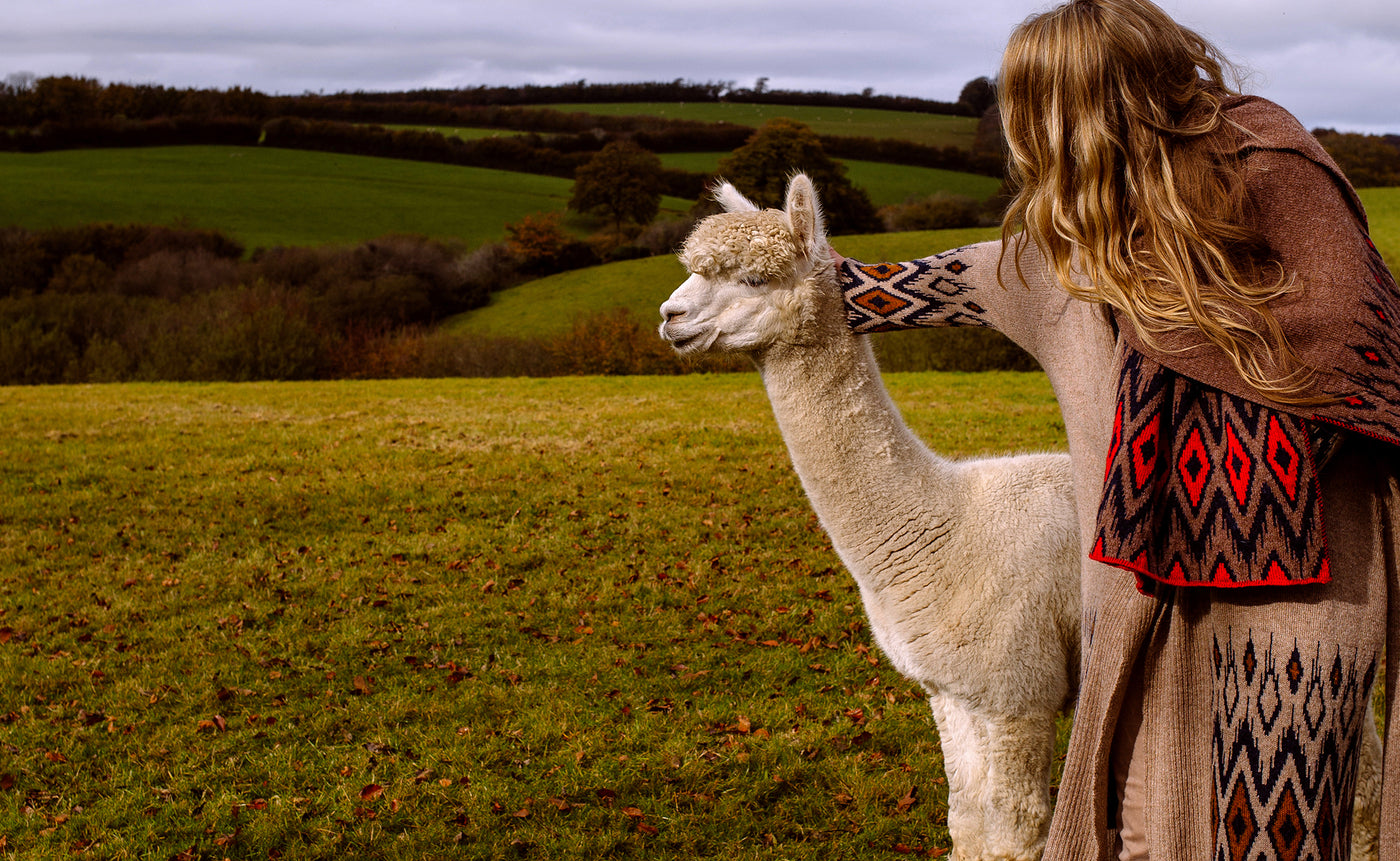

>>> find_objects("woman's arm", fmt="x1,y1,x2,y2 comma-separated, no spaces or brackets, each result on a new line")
834,236,1104,370
838,246,997,333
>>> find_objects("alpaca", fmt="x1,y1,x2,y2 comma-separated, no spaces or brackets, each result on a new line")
657,174,1383,861
658,173,1081,861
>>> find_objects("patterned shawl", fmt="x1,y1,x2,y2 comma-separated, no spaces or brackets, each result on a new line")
1092,98,1400,592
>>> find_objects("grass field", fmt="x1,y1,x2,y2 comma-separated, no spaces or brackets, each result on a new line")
658,154,1004,207
445,227,1002,339
0,143,992,252
0,373,1068,860
452,189,1400,339
539,104,980,150
0,147,686,252
1362,187,1400,272
381,125,528,141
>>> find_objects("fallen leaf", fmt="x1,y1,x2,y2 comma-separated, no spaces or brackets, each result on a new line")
621,806,644,819
895,786,917,814
359,784,384,801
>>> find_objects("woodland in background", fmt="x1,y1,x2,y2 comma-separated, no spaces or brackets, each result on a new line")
0,219,745,385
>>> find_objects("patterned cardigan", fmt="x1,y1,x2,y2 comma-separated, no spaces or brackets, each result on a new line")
840,96,1400,592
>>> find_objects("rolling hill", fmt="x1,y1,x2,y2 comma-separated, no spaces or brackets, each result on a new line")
0,146,689,251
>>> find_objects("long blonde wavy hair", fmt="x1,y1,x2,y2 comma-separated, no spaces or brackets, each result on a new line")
998,0,1317,402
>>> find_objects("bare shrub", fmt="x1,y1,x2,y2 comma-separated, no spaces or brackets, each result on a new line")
112,249,241,299
632,217,697,257
880,192,986,232
47,253,114,294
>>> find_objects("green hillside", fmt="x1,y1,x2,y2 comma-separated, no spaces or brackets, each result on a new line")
450,186,1400,339
541,103,980,149
0,146,685,251
660,153,1003,206
444,227,1003,338
1363,187,1400,271
0,143,1004,253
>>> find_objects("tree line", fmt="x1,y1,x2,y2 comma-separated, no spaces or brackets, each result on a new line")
4,75,1394,188
0,214,742,384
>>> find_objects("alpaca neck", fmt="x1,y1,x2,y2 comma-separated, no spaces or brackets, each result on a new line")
752,284,957,578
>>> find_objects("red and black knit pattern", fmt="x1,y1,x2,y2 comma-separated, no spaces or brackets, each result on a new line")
1322,235,1400,441
1211,629,1376,861
1091,349,1328,589
839,253,992,333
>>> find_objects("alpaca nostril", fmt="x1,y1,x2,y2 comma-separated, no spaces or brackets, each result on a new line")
664,308,686,323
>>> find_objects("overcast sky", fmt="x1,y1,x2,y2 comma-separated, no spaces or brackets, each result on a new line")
5,0,1398,134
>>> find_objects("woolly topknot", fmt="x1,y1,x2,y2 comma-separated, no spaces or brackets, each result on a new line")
678,210,799,282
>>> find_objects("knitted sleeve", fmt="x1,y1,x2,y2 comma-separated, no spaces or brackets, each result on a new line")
839,244,999,334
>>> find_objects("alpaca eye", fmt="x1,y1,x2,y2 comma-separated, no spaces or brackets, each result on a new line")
742,275,768,287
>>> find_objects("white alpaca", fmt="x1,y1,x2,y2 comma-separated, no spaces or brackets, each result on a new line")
659,174,1080,861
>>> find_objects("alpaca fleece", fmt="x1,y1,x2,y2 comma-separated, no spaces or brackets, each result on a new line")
662,175,1081,861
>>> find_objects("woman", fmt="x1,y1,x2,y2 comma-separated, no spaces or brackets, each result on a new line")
836,1,1400,858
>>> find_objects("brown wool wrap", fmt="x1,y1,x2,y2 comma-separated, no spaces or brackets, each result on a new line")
1093,96,1400,590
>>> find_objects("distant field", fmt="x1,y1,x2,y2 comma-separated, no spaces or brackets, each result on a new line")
381,124,527,141
659,153,1004,206
0,146,686,251
450,189,1400,340
540,103,980,149
1361,187,1400,271
445,227,1002,339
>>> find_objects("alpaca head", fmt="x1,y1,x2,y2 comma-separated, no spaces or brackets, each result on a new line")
658,173,830,355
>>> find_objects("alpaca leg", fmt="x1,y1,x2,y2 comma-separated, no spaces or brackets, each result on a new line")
1350,698,1382,861
929,693,1055,861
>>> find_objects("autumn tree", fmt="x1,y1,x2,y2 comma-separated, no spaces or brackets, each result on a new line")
1314,129,1400,188
958,76,997,117
715,118,881,235
569,139,665,233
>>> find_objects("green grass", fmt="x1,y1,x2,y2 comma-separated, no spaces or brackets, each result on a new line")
445,227,1001,338
541,104,979,149
0,373,1067,860
380,125,529,141
658,154,1004,207
0,146,682,252
453,187,1400,340
1361,187,1400,271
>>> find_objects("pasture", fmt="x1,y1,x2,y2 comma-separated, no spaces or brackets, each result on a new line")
657,154,1005,207
0,147,692,253
449,189,1400,339
0,143,1005,252
444,227,1003,339
0,372,1068,860
538,104,981,150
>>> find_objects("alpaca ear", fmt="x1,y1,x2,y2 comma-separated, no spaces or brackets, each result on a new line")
784,173,826,257
711,180,759,213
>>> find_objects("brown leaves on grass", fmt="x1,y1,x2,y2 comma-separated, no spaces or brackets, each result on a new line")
894,786,918,815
